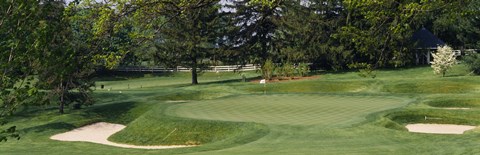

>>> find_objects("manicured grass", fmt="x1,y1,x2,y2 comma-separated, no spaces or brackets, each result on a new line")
2,65,480,154
109,101,268,146
167,94,408,126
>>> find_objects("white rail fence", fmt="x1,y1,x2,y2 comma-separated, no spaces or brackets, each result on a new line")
116,64,259,72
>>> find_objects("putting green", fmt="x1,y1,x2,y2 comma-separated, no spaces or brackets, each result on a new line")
167,94,408,127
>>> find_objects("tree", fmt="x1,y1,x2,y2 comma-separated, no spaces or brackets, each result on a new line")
35,1,99,114
431,45,456,77
225,0,285,66
280,0,348,70
154,1,223,85
0,0,43,142
428,0,479,49
84,0,224,85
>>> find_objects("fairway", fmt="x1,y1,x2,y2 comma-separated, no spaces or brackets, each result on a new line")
168,94,408,126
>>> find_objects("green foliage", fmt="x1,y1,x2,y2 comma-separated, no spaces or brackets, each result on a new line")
348,63,376,78
261,59,275,80
0,124,19,142
463,53,480,75
296,63,310,77
0,0,44,142
277,62,295,79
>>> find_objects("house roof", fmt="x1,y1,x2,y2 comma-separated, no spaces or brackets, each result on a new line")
411,28,446,49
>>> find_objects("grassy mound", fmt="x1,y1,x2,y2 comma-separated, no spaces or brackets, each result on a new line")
108,102,268,146
425,98,480,108
242,80,371,93
382,109,480,131
382,79,478,94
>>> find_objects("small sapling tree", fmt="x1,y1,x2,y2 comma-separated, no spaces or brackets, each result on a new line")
261,59,275,80
431,45,456,77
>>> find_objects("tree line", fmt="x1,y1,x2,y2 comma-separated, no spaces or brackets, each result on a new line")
1,0,479,141
87,0,478,81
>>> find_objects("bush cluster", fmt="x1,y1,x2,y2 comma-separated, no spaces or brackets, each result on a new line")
261,61,310,80
463,53,480,75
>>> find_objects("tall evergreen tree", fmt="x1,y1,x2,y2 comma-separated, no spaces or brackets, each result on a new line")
226,0,285,65
154,1,223,84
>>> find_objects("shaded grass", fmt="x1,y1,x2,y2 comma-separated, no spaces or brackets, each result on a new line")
425,98,480,108
94,71,260,90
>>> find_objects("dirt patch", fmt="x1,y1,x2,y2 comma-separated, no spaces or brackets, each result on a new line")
250,75,320,83
406,123,476,134
50,122,194,149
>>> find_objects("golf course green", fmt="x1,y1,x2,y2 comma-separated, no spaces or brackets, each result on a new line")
2,65,480,154
168,94,408,126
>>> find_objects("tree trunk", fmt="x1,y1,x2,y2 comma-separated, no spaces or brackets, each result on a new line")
191,67,198,85
59,83,65,114
191,57,198,85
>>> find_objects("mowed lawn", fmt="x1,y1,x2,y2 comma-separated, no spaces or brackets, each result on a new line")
167,94,408,126
2,65,480,154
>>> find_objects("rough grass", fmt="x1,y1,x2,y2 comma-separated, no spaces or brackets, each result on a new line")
425,98,480,108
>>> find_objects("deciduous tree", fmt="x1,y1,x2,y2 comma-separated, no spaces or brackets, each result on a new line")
431,45,456,77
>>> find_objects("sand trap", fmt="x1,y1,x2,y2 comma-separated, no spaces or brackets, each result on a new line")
165,100,188,103
406,123,477,134
50,122,193,149
440,107,471,110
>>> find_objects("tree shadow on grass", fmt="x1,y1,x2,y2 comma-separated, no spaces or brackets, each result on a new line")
94,71,176,81
193,76,262,86
444,74,465,77
20,122,76,134
85,101,140,124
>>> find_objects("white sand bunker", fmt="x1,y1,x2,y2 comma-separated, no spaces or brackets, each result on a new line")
406,123,477,134
165,100,188,103
50,122,193,149
440,107,471,110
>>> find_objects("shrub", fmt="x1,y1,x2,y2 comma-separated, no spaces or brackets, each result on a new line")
278,62,295,79
463,53,480,75
261,59,275,80
348,63,376,78
296,63,310,77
